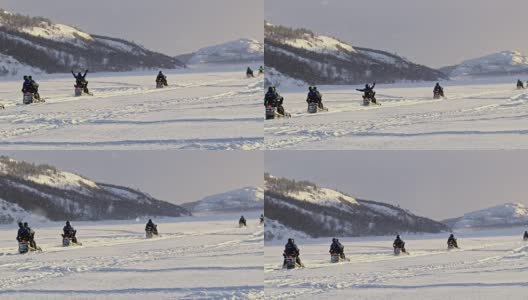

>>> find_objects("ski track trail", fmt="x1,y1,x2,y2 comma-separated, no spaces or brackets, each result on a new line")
0,69,264,150
264,234,528,300
264,82,528,150
0,215,265,299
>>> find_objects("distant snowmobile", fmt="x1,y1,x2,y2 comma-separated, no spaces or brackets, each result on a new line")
156,71,168,88
265,87,291,119
329,238,346,263
356,83,378,106
145,219,159,239
258,66,264,75
393,235,408,255
517,80,524,89
523,231,528,241
72,70,92,96
433,83,445,99
239,216,247,227
22,75,43,104
307,86,328,113
246,67,254,78
17,222,41,253
62,221,81,246
283,238,303,269
447,234,459,250
0,103,5,110
259,214,264,225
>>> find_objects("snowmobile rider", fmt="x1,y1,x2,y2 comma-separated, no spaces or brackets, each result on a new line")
517,79,524,89
264,87,286,116
259,66,264,75
283,238,302,267
356,82,377,103
246,67,254,78
329,238,346,259
447,234,459,248
523,231,528,240
21,76,33,93
62,221,78,244
145,219,158,235
23,222,37,249
239,215,247,227
434,82,444,97
156,71,168,86
71,69,89,93
259,214,264,224
393,235,406,253
16,222,26,242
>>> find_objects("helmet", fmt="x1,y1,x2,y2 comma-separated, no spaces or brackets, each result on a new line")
308,86,313,91
313,86,317,91
66,221,70,226
332,238,337,242
268,87,273,92
396,235,400,239
28,76,32,80
23,75,28,80
23,222,28,227
287,238,293,243
18,222,23,227
148,219,152,222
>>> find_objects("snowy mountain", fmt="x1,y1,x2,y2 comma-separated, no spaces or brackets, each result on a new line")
264,174,448,241
0,156,190,223
181,186,264,213
444,203,528,229
265,23,446,86
0,9,183,76
179,38,263,65
440,50,528,77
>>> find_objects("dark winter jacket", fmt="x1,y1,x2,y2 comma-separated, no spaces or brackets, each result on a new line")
284,242,300,256
17,227,29,241
393,238,405,248
63,225,76,237
265,91,283,107
357,83,376,93
330,241,344,254
72,70,88,83
145,221,156,231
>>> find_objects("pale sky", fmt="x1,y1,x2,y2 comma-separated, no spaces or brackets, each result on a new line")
266,0,528,68
1,0,263,55
2,151,263,205
266,151,528,220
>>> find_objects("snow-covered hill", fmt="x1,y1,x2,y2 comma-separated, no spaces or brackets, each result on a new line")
265,22,446,86
265,174,448,240
183,38,263,65
441,50,528,77
0,9,183,76
445,203,528,229
0,156,190,223
181,186,264,212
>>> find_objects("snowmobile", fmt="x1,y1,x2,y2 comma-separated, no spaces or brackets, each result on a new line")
74,82,92,96
156,78,168,89
433,89,444,99
259,216,264,225
18,240,30,254
62,235,73,247
393,246,402,255
330,253,341,263
246,69,254,78
362,93,378,106
239,220,247,228
23,91,43,104
265,105,291,120
307,100,328,114
0,103,4,110
284,255,302,269
447,240,458,250
146,226,158,239
517,81,524,89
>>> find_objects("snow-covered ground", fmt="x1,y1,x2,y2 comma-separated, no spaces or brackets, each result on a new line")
0,212,264,299
0,64,263,150
264,76,528,150
265,227,528,299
